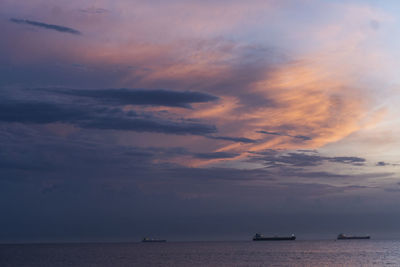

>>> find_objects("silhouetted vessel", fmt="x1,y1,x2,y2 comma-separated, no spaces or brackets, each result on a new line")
253,233,296,241
142,237,166,243
337,233,370,240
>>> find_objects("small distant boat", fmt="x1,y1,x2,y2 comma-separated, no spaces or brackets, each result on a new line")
337,233,370,240
253,233,296,241
142,237,166,243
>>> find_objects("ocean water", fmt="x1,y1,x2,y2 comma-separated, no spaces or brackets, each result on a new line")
1,240,400,266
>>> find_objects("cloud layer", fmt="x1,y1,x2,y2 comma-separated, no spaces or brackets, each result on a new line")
10,18,81,35
47,88,219,108
0,0,399,241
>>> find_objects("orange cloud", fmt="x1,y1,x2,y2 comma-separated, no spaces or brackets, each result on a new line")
3,0,391,167
76,35,382,167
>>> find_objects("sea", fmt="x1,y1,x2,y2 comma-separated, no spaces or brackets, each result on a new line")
1,240,400,266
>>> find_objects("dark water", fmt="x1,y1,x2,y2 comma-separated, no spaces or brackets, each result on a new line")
1,240,400,266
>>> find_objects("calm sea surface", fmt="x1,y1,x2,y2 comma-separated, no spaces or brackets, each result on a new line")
1,240,400,266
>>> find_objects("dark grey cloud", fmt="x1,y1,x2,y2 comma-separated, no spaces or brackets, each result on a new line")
206,135,257,143
124,146,189,159
1,123,397,242
80,115,217,135
0,89,257,142
193,152,240,159
270,167,393,182
377,161,388,166
249,150,366,167
46,88,219,108
330,157,366,166
297,149,318,153
249,151,326,167
123,147,240,160
0,102,85,124
289,171,349,179
271,152,324,166
257,130,312,141
10,18,81,35
375,161,400,167
0,100,216,135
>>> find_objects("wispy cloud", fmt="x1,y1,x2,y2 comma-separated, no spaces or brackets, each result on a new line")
0,100,216,135
45,88,219,108
249,150,366,167
377,161,388,166
80,7,109,14
193,152,240,159
257,130,312,141
375,161,400,167
205,135,257,143
10,18,81,35
80,114,217,135
330,156,366,166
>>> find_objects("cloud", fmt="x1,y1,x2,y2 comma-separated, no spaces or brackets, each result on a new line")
0,100,216,135
10,18,81,35
289,171,349,179
1,0,400,242
257,130,312,141
0,20,377,161
46,88,219,108
330,157,366,166
193,152,240,159
375,161,400,167
279,170,392,180
377,161,387,166
80,7,109,14
0,102,85,124
0,89,262,144
205,135,257,143
79,115,217,135
249,150,366,167
252,151,327,167
1,118,397,241
0,0,390,163
296,149,318,153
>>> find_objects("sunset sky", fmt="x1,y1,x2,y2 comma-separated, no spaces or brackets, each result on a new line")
2,0,400,242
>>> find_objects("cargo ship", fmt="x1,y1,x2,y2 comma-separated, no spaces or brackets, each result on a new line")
337,233,370,240
142,237,166,243
253,233,296,241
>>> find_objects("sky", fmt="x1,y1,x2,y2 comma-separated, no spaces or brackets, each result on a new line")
1,0,400,242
